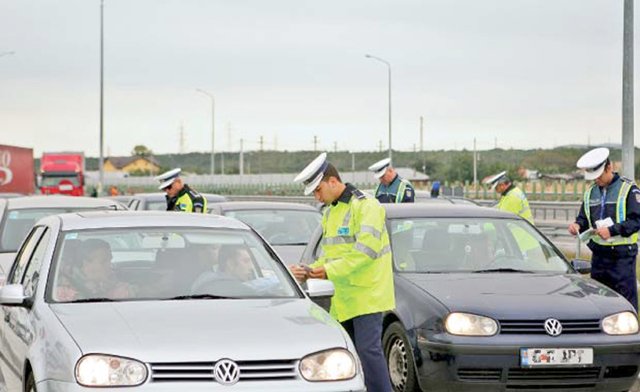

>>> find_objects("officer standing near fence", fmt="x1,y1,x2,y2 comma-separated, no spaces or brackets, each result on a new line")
154,168,207,213
290,153,395,392
368,158,415,203
485,171,534,224
568,147,640,311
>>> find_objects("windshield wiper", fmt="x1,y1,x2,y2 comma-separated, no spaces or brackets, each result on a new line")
277,242,307,246
472,268,533,273
166,294,237,300
66,297,119,303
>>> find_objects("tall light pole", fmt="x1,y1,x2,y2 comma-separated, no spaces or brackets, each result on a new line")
365,54,392,161
98,0,104,196
196,89,215,175
622,0,634,180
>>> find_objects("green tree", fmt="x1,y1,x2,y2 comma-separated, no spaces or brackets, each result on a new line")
131,145,152,157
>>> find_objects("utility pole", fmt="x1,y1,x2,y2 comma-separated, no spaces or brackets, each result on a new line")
420,116,424,152
623,0,635,179
494,137,497,149
179,122,186,154
378,140,383,153
220,152,224,175
334,141,338,153
259,135,264,174
239,138,244,176
352,152,356,182
313,135,318,152
473,138,478,187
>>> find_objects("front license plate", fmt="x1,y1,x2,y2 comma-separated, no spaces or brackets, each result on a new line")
520,348,593,367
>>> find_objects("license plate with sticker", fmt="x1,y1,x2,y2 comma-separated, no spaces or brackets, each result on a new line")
520,348,593,367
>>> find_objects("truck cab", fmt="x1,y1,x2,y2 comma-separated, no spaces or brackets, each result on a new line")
39,152,85,196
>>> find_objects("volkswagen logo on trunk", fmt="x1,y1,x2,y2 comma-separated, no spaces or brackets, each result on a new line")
214,359,240,385
544,318,563,337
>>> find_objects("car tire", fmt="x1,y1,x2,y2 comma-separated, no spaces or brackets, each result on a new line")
25,372,37,392
383,321,419,392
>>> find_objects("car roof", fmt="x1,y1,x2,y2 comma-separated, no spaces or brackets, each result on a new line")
210,201,319,213
383,203,516,219
6,195,122,210
50,210,251,231
133,193,227,202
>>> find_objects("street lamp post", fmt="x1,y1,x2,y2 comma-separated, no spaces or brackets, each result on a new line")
98,0,104,196
196,89,215,175
365,54,392,161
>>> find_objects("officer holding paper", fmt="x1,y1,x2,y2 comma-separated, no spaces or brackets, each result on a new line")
568,147,640,310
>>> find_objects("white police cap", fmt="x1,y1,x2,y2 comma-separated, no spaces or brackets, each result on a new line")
293,153,329,195
154,168,181,190
368,157,391,179
576,147,610,180
483,170,508,190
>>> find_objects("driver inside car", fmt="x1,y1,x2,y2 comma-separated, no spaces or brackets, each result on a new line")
191,244,280,294
55,239,133,301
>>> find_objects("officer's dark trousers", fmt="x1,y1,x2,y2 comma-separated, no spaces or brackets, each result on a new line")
342,312,393,392
591,253,638,311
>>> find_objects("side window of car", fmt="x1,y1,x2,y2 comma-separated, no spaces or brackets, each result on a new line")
8,226,45,285
22,228,51,298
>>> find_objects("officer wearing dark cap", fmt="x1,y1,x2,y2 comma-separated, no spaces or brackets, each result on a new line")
290,153,395,392
154,168,207,213
568,147,640,310
368,157,415,203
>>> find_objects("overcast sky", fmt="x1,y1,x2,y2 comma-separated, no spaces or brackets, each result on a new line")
0,0,635,156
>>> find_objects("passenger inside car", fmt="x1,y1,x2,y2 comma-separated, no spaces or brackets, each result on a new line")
55,239,133,301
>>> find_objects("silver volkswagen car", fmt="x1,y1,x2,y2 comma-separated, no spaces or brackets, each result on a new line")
0,211,364,391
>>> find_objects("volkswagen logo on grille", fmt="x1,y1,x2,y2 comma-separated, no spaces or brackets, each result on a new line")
544,318,563,337
213,359,240,385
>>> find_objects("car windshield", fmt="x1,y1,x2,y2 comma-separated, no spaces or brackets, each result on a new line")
146,200,167,211
41,175,80,187
389,217,569,274
47,227,300,303
226,209,321,245
0,208,114,252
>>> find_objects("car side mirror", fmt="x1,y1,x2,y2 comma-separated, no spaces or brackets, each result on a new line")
306,279,335,298
0,284,30,307
570,259,591,274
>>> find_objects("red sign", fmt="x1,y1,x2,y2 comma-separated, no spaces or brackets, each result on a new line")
0,145,35,194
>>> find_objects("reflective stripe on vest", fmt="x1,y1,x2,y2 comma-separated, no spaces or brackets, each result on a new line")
584,180,638,246
395,180,407,203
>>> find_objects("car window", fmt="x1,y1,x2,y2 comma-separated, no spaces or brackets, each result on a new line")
389,218,570,273
22,228,51,297
226,209,321,245
0,207,115,252
146,201,167,211
8,226,45,285
48,228,301,303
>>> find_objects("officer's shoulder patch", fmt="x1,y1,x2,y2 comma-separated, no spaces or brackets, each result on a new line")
406,188,413,197
635,193,640,204
352,188,367,199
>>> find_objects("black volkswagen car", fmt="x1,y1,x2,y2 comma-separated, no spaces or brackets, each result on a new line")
302,204,640,391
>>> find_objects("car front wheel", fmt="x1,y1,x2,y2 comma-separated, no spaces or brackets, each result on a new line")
383,321,419,392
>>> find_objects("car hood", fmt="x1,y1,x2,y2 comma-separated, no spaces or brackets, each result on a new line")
272,245,305,266
402,273,631,319
51,298,346,362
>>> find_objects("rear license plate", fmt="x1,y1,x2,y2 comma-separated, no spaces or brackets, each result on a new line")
520,348,593,367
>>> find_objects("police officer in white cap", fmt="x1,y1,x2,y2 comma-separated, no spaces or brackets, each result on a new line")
291,153,395,392
154,168,207,213
484,171,533,224
568,147,640,310
368,157,415,203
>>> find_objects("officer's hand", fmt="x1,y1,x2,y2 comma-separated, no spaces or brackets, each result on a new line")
288,265,308,283
568,223,581,236
308,266,327,280
595,227,611,240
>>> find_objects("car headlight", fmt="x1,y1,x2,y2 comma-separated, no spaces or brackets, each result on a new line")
75,354,147,386
300,348,356,381
444,312,498,336
602,312,639,335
